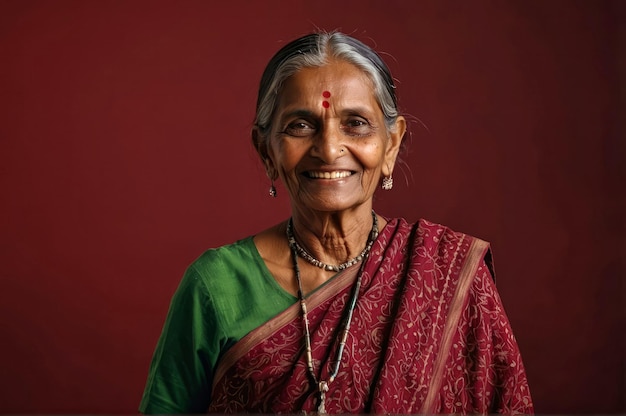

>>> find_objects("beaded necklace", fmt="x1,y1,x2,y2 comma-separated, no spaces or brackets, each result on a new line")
286,211,378,272
286,212,378,413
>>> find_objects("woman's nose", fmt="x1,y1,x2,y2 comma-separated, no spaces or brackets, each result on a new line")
310,125,345,163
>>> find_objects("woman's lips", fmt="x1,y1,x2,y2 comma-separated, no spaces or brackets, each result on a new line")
304,170,354,179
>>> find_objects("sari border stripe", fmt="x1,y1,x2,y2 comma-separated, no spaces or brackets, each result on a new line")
419,237,489,414
211,264,360,392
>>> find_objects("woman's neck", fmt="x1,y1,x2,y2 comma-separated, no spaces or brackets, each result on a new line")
289,206,381,266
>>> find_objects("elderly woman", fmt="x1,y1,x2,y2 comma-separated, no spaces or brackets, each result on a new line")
140,32,533,414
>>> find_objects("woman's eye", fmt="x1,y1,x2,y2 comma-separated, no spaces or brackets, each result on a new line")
348,119,366,127
284,121,315,137
342,118,372,136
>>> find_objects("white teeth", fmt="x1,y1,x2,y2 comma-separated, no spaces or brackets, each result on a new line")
308,171,352,179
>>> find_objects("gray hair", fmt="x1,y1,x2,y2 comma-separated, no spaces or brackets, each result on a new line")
254,32,400,138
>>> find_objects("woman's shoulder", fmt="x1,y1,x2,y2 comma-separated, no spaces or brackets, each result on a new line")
418,218,481,241
386,217,485,244
191,237,257,270
177,237,262,289
386,217,490,268
415,218,493,279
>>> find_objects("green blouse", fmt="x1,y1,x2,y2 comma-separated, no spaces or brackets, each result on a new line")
139,237,296,414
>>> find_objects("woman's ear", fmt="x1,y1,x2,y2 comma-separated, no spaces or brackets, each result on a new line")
252,127,278,180
252,127,266,159
382,116,406,177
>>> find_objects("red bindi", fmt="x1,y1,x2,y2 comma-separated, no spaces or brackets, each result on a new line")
322,91,331,108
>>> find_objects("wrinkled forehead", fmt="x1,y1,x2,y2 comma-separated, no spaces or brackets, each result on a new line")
276,61,377,109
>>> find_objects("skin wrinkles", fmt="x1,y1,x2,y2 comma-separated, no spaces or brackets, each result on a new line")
253,59,406,295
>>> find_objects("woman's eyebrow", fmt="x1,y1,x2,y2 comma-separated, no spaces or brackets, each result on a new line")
279,109,318,120
339,106,373,116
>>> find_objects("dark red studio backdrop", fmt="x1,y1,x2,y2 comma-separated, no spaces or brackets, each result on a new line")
0,0,624,413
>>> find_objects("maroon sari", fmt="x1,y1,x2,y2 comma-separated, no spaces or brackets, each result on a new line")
208,218,533,414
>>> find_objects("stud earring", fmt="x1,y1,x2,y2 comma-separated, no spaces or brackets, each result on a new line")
382,175,393,191
269,181,277,197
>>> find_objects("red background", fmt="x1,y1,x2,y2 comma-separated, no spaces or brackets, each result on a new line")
1,0,624,413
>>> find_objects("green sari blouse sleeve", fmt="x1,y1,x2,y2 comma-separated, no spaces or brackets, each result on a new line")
139,264,217,414
139,237,295,414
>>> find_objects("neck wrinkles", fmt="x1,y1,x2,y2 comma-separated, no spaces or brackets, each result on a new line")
290,208,378,265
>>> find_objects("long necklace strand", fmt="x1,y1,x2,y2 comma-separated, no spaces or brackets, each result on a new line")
287,212,378,414
287,211,379,272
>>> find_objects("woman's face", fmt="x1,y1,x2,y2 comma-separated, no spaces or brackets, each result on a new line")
260,60,405,214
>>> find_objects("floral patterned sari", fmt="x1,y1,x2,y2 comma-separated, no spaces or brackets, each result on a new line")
208,218,533,414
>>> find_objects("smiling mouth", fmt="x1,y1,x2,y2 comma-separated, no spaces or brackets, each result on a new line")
304,171,354,179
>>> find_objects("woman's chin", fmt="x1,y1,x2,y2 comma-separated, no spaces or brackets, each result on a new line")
290,195,372,215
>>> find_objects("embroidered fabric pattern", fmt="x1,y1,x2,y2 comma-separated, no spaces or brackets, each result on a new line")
208,219,533,414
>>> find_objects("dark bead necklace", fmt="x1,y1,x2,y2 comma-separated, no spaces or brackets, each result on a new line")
286,211,378,413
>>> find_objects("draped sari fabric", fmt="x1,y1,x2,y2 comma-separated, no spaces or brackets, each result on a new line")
208,218,533,414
